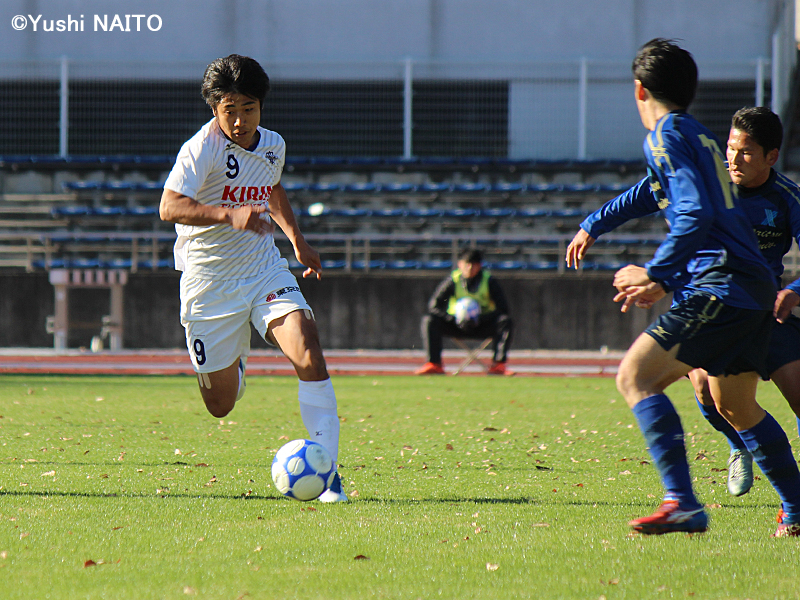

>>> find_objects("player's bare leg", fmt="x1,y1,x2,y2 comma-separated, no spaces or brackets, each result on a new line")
617,334,707,534
196,359,243,418
710,369,800,534
267,309,329,381
771,360,800,422
616,334,690,407
708,373,763,430
268,309,346,502
690,368,753,495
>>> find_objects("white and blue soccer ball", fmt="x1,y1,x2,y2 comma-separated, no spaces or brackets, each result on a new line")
454,296,481,326
271,439,335,501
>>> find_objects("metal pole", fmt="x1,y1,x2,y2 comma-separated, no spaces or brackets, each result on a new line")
755,58,765,107
59,56,69,157
578,57,588,160
403,57,413,159
771,32,780,116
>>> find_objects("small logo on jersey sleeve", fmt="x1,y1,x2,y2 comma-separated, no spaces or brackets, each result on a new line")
264,151,278,165
266,286,301,302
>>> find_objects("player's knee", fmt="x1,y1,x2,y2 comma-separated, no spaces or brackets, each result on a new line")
204,396,235,418
615,366,641,401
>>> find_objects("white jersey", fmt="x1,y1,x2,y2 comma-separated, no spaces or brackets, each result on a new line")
164,118,285,280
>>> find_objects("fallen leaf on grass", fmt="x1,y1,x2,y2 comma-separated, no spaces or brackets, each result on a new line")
183,586,197,595
41,471,55,477
486,563,499,571
348,490,360,497
354,555,369,560
84,560,97,568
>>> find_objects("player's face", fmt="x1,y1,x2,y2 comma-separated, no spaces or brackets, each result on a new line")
458,260,481,279
726,128,777,188
213,93,261,149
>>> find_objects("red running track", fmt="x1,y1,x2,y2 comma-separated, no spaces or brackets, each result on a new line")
0,349,622,377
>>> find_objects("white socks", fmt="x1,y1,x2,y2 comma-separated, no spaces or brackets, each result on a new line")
298,378,339,463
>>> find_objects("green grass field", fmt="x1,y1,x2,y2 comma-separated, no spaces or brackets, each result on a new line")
1,374,799,599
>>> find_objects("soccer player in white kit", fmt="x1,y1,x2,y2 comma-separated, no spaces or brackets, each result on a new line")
159,54,346,502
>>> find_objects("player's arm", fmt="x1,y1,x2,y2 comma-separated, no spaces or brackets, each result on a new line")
429,278,456,321
775,182,800,321
566,178,660,269
268,182,322,279
159,188,270,233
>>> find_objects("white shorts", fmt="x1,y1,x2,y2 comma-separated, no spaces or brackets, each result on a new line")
179,258,313,373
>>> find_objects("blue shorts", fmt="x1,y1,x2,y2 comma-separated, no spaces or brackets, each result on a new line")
766,314,800,376
645,291,772,378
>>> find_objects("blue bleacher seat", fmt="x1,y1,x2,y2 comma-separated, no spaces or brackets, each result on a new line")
489,260,526,270
128,206,159,216
309,182,342,192
418,183,452,193
321,260,347,269
330,208,370,217
443,208,478,218
52,206,91,217
372,208,409,218
408,207,445,218
516,207,551,218
386,260,421,269
549,208,589,218
282,181,309,192
491,183,525,193
94,206,125,216
344,183,378,193
381,183,416,193
420,260,452,270
480,208,515,218
352,260,387,270
452,183,490,193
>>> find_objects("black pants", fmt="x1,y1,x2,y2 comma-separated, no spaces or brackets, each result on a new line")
421,313,513,364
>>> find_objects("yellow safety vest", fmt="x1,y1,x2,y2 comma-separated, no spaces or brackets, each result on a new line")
447,269,495,315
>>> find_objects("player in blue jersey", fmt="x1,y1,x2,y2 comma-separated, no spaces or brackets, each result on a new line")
565,39,800,537
685,108,800,505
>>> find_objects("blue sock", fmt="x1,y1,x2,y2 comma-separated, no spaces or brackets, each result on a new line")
796,416,800,439
739,412,800,523
632,394,701,509
695,396,748,453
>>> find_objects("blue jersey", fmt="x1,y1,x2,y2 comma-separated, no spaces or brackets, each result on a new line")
737,169,800,295
581,111,775,310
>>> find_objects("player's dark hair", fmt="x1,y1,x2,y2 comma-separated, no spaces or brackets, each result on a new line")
731,106,783,155
459,248,483,264
202,54,270,109
632,38,697,109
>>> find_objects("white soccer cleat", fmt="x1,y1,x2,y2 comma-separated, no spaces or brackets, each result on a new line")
235,357,247,403
727,449,754,497
318,472,348,503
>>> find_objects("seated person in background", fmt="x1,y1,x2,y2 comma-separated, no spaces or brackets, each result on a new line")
415,248,513,375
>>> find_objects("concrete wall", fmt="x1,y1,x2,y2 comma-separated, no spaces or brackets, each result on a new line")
0,0,781,72
0,271,661,351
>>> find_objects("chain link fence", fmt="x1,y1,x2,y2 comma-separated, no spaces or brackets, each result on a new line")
0,58,774,160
